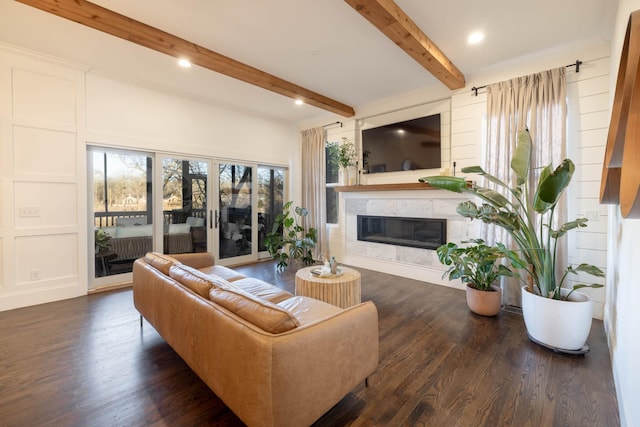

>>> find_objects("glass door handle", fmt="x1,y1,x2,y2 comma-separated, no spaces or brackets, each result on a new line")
212,209,219,229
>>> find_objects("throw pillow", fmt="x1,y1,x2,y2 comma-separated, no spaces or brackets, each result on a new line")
208,286,299,334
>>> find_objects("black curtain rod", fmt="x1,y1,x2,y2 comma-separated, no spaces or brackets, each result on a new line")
470,60,583,96
323,121,343,128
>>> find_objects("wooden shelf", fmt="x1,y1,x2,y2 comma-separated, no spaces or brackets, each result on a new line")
335,182,441,192
600,10,640,218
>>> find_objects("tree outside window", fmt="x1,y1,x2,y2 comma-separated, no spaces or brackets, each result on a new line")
326,142,339,224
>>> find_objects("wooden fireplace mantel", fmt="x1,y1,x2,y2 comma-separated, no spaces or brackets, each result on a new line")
335,182,469,192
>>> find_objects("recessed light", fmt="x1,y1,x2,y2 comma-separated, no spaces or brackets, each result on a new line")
468,31,485,45
294,99,304,106
178,58,192,68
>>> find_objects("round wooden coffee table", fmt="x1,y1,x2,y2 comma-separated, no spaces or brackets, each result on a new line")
295,266,361,308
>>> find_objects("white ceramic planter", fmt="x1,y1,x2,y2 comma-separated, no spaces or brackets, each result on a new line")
521,286,593,351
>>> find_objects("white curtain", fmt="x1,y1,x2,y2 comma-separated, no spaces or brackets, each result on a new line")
484,67,567,307
301,127,326,260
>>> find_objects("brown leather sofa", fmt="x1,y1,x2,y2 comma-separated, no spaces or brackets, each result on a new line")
132,252,379,427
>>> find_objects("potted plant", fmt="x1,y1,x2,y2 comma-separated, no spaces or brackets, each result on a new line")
420,129,604,351
264,201,318,270
437,239,524,316
95,228,112,253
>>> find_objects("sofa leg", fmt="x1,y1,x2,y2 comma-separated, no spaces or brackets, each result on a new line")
365,377,369,387
140,314,143,328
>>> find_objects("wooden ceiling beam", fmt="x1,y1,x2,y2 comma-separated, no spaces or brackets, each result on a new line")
345,0,465,90
15,0,356,117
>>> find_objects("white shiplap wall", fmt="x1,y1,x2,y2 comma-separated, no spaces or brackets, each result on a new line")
447,49,610,319
566,55,610,319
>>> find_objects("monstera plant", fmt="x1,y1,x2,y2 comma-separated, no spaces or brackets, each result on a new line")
420,129,604,351
264,201,317,271
437,239,524,316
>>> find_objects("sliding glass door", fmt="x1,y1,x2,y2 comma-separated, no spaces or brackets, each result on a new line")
257,166,286,257
215,163,286,265
217,163,253,263
89,147,287,286
161,157,209,255
89,148,153,288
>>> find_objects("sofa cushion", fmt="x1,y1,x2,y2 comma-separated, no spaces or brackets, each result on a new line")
209,286,299,334
116,224,152,238
168,223,191,234
277,296,343,326
232,277,293,303
186,216,205,227
198,265,245,282
143,252,180,275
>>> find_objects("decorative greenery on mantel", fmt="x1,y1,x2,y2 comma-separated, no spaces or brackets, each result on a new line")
333,137,356,168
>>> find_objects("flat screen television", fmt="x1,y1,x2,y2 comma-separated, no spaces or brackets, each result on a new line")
362,113,441,174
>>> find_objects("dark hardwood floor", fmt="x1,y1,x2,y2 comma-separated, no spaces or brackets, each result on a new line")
0,260,619,426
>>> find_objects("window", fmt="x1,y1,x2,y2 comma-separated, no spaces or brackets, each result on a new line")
326,142,339,224
257,166,286,253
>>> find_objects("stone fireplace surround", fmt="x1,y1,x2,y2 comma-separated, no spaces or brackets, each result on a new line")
340,189,475,289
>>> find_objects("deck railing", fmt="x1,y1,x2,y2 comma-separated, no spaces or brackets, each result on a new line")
94,209,206,228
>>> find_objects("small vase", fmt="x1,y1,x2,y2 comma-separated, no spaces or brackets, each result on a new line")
338,168,347,185
347,166,357,185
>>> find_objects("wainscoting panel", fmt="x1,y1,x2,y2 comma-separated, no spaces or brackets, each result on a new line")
13,125,77,177
0,45,87,311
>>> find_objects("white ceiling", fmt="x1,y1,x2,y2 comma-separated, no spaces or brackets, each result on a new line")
0,0,617,124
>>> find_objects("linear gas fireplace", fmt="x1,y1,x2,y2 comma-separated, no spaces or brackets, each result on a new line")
357,215,446,250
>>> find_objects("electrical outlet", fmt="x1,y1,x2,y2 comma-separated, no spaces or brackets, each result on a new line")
30,268,41,281
19,207,41,218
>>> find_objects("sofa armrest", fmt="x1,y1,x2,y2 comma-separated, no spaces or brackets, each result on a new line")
269,301,379,426
170,252,215,268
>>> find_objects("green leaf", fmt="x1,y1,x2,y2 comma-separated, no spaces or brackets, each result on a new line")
496,264,520,278
511,129,532,185
476,188,510,208
573,283,605,290
550,218,588,239
568,263,605,278
462,166,511,190
419,176,469,193
532,164,553,212
455,201,480,218
533,159,575,214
